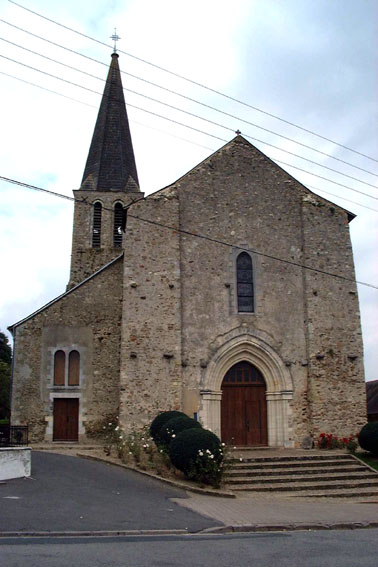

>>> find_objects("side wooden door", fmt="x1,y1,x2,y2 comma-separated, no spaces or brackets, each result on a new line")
53,398,79,442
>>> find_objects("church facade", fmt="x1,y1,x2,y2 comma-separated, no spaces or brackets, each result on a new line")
9,53,367,447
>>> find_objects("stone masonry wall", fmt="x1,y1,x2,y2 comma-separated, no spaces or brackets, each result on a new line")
11,259,123,442
69,189,142,288
302,197,366,437
119,189,182,432
176,137,311,444
117,136,365,445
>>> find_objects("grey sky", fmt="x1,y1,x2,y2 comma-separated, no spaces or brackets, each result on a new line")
0,0,377,380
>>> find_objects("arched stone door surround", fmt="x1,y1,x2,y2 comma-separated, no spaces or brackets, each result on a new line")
199,333,294,447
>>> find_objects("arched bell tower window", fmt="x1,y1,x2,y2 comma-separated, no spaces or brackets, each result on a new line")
92,202,102,248
113,203,124,248
236,252,254,313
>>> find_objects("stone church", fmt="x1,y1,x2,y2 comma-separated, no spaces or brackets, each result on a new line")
9,52,367,447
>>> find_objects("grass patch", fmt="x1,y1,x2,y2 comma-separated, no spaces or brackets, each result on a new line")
356,452,378,471
0,418,9,426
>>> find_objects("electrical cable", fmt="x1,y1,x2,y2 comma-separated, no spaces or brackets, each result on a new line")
1,26,377,179
1,53,377,201
2,38,377,191
0,70,215,151
1,175,377,290
7,0,378,165
305,185,378,214
0,70,96,108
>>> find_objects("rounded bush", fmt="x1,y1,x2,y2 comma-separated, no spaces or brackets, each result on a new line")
169,428,223,486
358,422,378,455
149,410,186,444
159,416,202,451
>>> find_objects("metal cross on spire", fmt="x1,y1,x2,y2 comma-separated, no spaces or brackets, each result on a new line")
110,28,121,53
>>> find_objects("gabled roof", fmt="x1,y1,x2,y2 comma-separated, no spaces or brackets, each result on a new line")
146,135,355,222
8,254,124,334
80,53,139,192
366,380,378,415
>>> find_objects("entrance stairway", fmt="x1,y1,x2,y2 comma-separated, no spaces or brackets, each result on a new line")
224,451,378,498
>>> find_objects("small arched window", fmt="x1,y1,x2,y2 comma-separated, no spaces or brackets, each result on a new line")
68,350,80,386
53,350,65,386
113,203,124,248
92,202,102,248
236,252,254,313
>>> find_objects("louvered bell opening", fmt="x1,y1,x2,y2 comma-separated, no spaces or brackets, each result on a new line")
113,203,124,248
92,202,102,248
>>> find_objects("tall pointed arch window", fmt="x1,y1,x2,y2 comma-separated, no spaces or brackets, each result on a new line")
113,203,124,248
237,252,254,313
92,202,102,248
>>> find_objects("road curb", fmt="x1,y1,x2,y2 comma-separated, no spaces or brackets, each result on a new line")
2,522,378,538
0,529,190,538
200,521,378,534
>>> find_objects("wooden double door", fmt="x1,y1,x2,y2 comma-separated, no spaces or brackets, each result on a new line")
221,361,267,446
53,398,79,442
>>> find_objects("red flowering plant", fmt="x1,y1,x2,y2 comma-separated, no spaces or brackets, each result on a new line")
317,433,358,453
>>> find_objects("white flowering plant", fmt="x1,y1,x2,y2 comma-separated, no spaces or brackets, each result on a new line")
169,428,225,488
101,416,121,456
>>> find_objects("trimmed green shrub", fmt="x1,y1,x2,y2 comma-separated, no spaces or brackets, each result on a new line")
159,416,202,451
358,422,378,455
169,428,224,487
149,410,186,445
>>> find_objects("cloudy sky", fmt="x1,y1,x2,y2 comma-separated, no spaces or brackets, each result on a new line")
0,0,377,380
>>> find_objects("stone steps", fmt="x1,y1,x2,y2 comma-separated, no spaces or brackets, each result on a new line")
224,453,378,498
227,472,377,484
225,465,364,477
226,454,351,464
228,458,356,470
232,478,378,492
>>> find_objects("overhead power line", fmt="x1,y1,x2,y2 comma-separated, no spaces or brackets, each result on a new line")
3,43,377,193
2,38,378,193
7,0,378,165
1,53,377,203
1,175,377,290
1,24,377,181
305,185,378,214
4,70,378,201
0,70,215,152
0,70,96,108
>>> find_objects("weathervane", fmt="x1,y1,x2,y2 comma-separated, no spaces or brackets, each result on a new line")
110,28,121,53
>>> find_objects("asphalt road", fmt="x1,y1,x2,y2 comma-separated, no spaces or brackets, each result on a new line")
0,451,220,533
1,530,378,567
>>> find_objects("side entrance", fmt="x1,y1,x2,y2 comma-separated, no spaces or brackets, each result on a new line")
53,398,79,442
221,361,267,446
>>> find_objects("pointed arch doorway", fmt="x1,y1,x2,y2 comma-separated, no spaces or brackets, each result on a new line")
221,361,267,446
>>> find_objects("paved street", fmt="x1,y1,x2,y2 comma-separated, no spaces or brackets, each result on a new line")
0,452,220,533
1,530,378,567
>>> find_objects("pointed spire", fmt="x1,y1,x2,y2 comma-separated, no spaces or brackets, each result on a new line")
80,53,140,192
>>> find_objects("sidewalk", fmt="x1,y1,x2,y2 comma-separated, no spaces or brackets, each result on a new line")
171,493,378,532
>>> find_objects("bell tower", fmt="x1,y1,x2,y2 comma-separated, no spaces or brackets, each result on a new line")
68,51,143,288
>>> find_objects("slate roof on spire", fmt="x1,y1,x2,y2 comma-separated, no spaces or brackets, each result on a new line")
80,53,139,192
